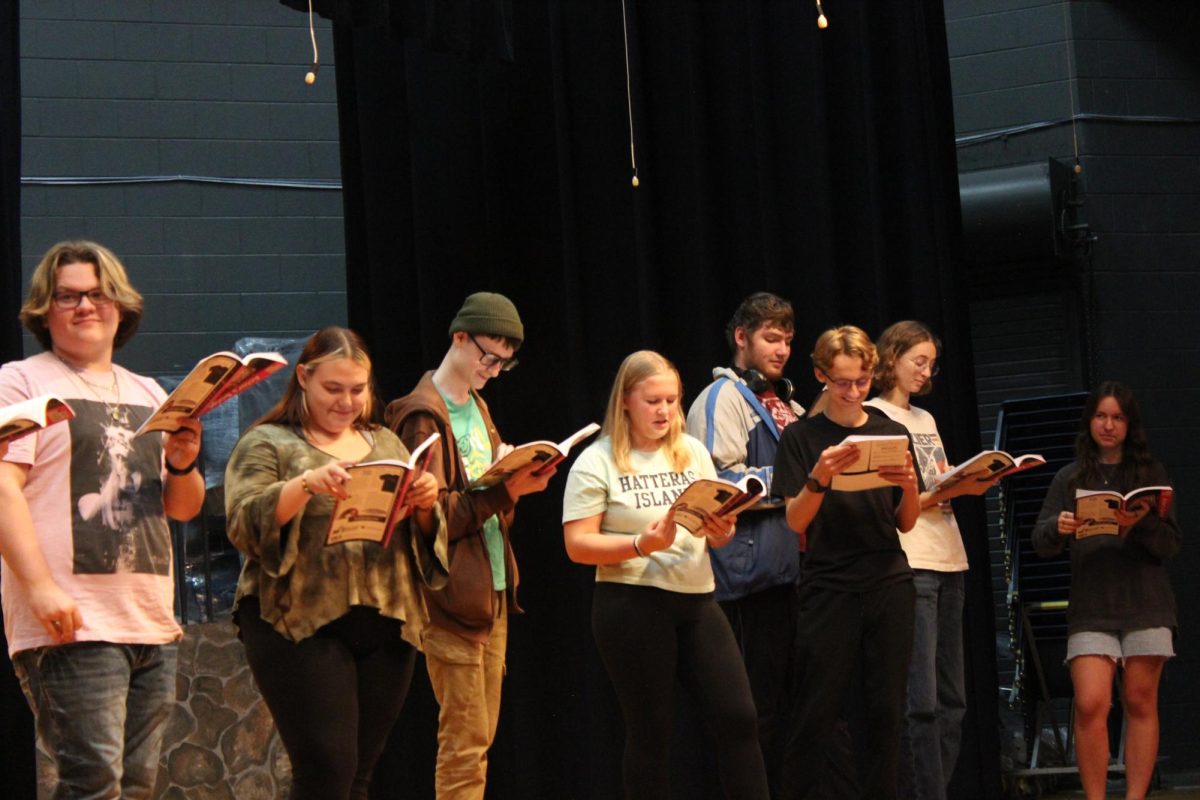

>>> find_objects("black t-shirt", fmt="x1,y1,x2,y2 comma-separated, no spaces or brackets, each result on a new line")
774,412,913,591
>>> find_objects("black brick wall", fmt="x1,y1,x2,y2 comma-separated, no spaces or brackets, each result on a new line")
19,0,345,375
946,0,1199,773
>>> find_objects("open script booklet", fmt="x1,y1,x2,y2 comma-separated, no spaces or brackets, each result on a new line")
325,432,441,547
135,350,288,437
470,422,601,490
927,449,1046,498
669,475,765,536
0,394,75,446
830,434,910,492
1074,485,1174,539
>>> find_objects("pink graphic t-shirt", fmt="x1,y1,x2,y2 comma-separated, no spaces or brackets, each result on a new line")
0,352,181,656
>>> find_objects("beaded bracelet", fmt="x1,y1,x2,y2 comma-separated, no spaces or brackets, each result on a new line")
301,470,315,495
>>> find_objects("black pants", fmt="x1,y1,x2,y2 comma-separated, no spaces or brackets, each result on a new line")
778,580,915,800
237,598,417,800
592,582,769,800
721,584,859,800
720,584,797,797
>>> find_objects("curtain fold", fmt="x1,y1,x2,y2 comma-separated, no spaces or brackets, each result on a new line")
301,2,1003,798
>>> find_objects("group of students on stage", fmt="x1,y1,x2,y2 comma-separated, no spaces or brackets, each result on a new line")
0,241,1179,800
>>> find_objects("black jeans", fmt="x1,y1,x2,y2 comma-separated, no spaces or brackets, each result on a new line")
237,598,417,800
778,579,916,800
721,584,859,800
592,582,769,800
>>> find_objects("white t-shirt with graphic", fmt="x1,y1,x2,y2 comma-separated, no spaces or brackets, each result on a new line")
0,352,180,656
865,396,969,573
562,434,716,593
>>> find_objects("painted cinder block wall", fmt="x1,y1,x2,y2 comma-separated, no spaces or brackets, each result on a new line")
19,0,346,375
946,0,1199,771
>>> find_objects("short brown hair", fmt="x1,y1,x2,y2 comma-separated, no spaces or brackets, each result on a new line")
811,325,877,374
20,241,144,351
725,292,794,353
874,320,940,396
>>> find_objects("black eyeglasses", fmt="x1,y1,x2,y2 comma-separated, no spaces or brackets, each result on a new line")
818,368,871,392
469,334,519,372
52,289,113,309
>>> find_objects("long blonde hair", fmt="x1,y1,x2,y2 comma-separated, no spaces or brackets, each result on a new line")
602,350,692,474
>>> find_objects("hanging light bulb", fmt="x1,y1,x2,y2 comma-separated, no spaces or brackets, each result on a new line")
304,0,319,84
816,0,829,29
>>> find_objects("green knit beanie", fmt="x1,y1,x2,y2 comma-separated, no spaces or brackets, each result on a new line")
448,292,524,345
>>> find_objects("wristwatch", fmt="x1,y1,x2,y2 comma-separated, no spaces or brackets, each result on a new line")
805,475,829,494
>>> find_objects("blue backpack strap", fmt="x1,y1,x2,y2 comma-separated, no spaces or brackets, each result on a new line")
732,380,782,441
707,375,782,443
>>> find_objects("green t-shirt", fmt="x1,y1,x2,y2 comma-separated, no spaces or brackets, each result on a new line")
440,389,506,590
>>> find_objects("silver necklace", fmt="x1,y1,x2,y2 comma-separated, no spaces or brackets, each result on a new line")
1098,462,1117,487
54,353,124,422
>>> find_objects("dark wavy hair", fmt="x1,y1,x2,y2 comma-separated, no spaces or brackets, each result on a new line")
724,292,794,354
1072,381,1153,490
254,326,380,432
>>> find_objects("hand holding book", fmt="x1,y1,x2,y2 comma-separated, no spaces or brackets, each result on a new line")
324,432,441,547
927,449,1045,503
135,350,288,437
826,435,911,492
471,422,600,491
668,475,765,536
501,459,558,502
632,508,684,557
1073,486,1173,539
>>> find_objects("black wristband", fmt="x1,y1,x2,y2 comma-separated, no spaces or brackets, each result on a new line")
166,458,198,476
805,475,829,494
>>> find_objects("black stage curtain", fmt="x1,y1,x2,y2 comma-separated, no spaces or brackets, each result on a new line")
0,5,36,799
307,3,1003,798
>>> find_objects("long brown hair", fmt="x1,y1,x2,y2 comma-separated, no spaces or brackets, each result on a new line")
254,327,380,431
1072,381,1153,490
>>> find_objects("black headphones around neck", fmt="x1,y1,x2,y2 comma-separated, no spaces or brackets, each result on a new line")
737,368,795,403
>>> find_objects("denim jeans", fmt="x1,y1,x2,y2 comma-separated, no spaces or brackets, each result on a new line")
13,641,177,800
898,570,967,800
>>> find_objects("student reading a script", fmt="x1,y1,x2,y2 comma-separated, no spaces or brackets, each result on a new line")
385,292,556,800
562,350,769,800
865,321,1000,800
1032,381,1180,800
0,240,205,798
224,326,448,800
772,325,920,800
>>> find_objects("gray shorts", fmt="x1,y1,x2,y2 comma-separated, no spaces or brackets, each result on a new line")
1067,627,1175,663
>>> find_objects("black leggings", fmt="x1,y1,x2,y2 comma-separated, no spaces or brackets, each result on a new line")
592,582,769,800
237,598,417,800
